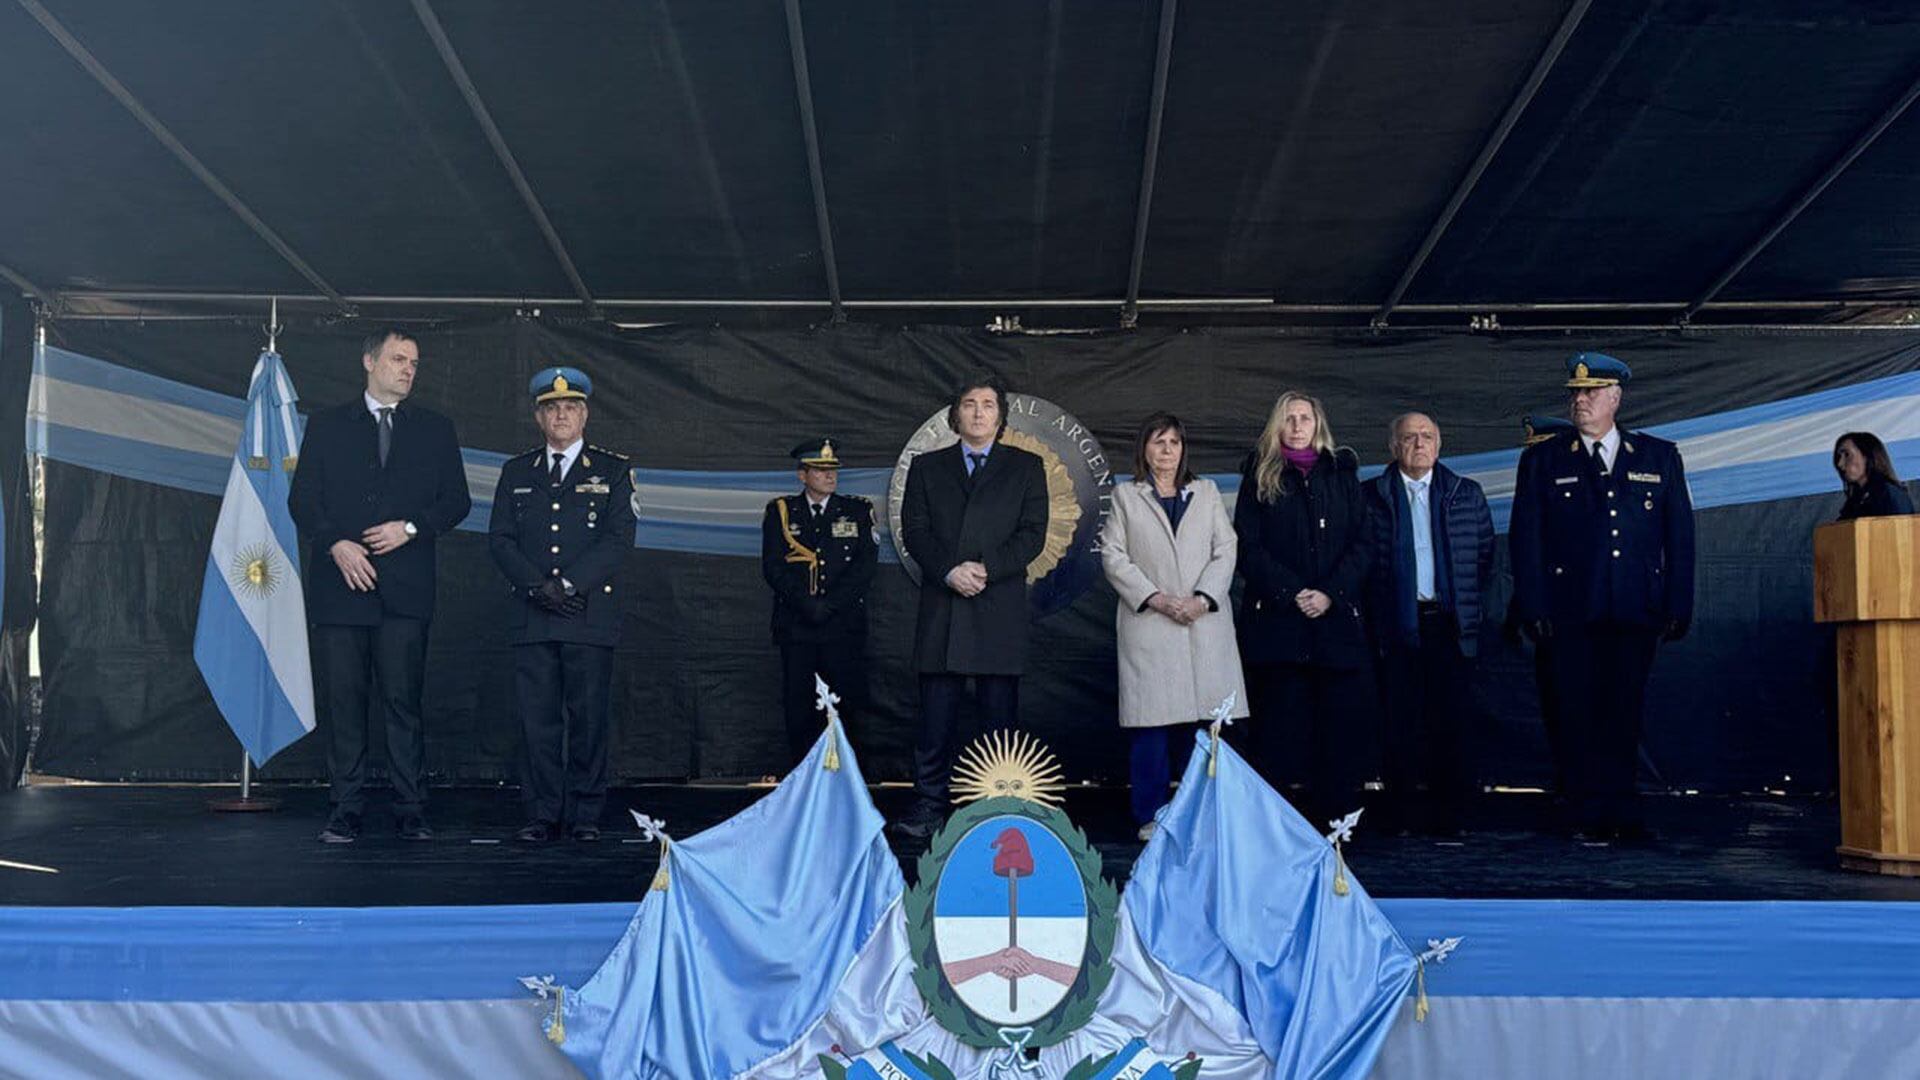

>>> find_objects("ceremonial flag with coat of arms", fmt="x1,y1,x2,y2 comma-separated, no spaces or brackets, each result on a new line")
191,350,314,766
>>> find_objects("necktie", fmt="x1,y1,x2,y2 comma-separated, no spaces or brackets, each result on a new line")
550,452,565,485
377,407,393,466
966,451,985,476
1590,439,1607,473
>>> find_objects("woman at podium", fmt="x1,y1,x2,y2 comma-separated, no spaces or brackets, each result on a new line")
1833,432,1913,519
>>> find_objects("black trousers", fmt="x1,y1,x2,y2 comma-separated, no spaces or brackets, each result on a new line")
1242,660,1371,827
514,641,613,827
1380,606,1475,831
1532,636,1568,797
1549,622,1658,831
779,636,867,768
913,673,1019,803
312,618,429,816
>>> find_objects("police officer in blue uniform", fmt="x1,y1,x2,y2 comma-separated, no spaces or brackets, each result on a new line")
760,438,876,768
487,367,636,842
1510,354,1695,843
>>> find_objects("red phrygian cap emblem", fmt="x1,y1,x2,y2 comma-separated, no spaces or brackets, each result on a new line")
991,827,1034,877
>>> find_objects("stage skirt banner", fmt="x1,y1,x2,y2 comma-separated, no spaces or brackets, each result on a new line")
1,898,1917,1078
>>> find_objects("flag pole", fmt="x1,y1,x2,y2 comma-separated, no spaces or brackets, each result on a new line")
209,298,286,814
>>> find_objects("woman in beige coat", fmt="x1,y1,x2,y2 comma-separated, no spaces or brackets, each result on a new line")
1100,413,1250,839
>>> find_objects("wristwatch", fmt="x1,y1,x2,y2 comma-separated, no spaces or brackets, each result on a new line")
403,521,418,538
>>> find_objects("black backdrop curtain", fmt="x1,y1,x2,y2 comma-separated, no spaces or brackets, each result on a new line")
28,317,1920,793
0,297,36,791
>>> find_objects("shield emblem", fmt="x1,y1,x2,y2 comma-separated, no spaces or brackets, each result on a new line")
931,816,1088,1025
904,731,1119,1050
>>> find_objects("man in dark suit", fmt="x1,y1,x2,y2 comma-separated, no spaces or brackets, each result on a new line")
1361,412,1495,836
289,328,472,843
761,438,877,769
488,367,635,843
895,374,1049,839
1509,353,1695,844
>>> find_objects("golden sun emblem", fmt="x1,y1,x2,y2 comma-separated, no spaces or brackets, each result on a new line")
996,429,1082,584
951,729,1068,806
229,543,283,598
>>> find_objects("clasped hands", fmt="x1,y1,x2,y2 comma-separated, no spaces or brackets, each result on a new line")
1146,591,1210,625
1294,588,1332,618
328,520,412,592
944,560,988,597
528,579,586,616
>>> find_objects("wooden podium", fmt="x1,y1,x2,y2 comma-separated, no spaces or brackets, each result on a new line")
1814,515,1920,875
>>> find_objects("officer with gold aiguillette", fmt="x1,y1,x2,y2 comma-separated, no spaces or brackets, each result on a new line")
760,438,877,767
488,366,635,843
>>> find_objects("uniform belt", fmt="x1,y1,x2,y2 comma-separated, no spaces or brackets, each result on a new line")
1416,600,1447,616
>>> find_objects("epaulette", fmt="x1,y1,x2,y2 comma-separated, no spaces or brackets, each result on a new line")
587,445,630,461
510,446,545,463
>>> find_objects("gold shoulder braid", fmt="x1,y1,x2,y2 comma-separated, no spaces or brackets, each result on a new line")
775,498,820,595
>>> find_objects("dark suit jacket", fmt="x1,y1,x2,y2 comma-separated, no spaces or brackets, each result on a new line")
1509,428,1695,631
760,492,878,644
901,441,1049,675
487,444,636,647
288,399,472,626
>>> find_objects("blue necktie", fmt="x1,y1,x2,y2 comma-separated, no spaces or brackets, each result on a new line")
966,451,985,476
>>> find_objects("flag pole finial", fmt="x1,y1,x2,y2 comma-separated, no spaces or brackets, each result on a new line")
813,673,842,771
1206,693,1236,777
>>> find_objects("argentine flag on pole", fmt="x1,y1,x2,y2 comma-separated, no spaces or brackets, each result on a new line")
192,351,314,766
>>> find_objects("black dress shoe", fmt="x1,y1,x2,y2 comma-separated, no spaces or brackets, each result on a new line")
515,820,554,843
318,812,361,844
570,823,601,842
397,814,434,842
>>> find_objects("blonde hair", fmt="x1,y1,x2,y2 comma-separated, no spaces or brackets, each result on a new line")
1253,391,1335,502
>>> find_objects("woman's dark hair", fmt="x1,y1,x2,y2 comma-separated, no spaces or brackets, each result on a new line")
1834,431,1901,490
946,372,1010,437
1132,412,1195,489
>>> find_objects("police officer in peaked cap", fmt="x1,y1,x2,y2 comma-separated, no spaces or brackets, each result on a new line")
487,366,636,842
1508,353,1695,844
761,438,877,768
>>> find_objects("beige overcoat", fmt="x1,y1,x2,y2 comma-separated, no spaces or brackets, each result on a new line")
1099,478,1251,729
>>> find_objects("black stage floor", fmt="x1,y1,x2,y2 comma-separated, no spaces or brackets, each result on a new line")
2,782,1918,907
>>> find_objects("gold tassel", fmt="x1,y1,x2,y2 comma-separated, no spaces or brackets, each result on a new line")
1332,840,1350,897
649,838,671,892
1414,959,1430,1022
246,455,269,470
823,720,841,771
546,987,567,1045
281,455,298,472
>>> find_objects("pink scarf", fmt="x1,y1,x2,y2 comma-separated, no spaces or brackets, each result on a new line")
1283,446,1320,472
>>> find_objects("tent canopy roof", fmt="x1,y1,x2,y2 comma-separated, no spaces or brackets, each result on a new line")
4,0,1920,326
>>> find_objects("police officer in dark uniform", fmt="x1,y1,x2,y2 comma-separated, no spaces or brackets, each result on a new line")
1510,354,1695,844
760,438,877,767
487,367,636,842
